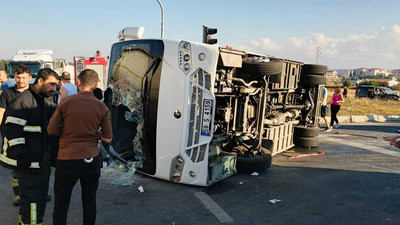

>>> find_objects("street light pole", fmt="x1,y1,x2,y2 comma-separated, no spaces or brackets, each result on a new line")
156,0,164,38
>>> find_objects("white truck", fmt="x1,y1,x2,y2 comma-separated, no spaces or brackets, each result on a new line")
8,49,74,82
103,27,327,186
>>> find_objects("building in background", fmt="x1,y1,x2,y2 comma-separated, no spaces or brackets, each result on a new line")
368,77,399,87
326,70,338,78
335,69,352,77
354,68,389,77
390,69,400,80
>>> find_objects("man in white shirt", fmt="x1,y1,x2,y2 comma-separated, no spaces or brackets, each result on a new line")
0,69,13,92
59,72,77,102
321,86,331,132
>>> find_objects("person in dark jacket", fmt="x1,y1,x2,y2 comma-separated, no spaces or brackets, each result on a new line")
343,86,348,98
0,68,59,225
0,64,32,206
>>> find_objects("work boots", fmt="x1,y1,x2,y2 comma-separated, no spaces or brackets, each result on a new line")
13,195,20,206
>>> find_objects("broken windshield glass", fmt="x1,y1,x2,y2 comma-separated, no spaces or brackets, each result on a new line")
107,45,160,171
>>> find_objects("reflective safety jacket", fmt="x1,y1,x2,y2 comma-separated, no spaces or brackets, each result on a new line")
0,85,57,170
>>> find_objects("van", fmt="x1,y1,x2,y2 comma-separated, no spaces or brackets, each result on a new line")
355,85,399,100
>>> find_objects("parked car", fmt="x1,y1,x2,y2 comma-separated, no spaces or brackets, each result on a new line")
355,85,400,100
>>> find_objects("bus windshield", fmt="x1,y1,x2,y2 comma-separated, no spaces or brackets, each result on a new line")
107,40,164,175
9,62,40,78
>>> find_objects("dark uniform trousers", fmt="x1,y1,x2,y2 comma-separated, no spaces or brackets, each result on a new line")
15,165,51,225
12,170,19,196
53,155,101,225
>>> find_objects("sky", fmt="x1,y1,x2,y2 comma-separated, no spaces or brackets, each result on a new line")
2,0,400,70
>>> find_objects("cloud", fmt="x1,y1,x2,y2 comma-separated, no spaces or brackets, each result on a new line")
249,38,279,51
232,24,400,70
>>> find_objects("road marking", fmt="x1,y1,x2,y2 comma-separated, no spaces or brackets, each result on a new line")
195,192,233,223
345,161,400,174
322,136,400,158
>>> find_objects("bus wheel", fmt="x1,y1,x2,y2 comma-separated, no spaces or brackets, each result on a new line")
234,60,283,82
236,150,272,173
302,64,327,75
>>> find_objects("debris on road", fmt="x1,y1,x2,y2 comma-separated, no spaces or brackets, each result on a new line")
269,199,282,204
288,152,325,160
239,182,244,185
251,172,259,176
138,186,144,193
103,161,138,186
334,131,378,138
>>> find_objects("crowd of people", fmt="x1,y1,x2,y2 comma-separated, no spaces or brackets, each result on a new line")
0,65,112,225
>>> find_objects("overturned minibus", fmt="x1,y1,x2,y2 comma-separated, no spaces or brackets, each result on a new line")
103,27,327,186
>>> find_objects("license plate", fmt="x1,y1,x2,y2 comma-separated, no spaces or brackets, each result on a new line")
201,99,213,136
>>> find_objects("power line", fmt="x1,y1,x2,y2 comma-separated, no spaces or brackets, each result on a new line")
315,46,321,64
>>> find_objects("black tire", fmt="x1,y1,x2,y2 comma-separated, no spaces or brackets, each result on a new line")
236,153,272,173
294,126,319,137
293,136,318,147
302,64,327,75
300,74,326,85
235,60,283,81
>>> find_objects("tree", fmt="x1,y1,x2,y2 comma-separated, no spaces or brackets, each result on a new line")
378,82,388,87
343,78,351,87
0,60,9,71
359,80,379,86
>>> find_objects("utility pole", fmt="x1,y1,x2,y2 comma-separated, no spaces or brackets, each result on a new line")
156,0,164,38
315,46,321,64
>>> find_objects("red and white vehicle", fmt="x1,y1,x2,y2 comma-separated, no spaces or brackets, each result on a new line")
74,51,108,90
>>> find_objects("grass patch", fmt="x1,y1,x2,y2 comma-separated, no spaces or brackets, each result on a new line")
326,88,400,116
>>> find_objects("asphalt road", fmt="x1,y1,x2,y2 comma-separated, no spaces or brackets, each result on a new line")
1,121,400,225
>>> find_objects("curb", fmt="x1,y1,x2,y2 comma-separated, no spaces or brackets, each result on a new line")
320,115,400,124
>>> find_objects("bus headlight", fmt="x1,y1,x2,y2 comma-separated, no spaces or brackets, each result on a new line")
199,53,206,61
170,155,185,182
179,41,192,74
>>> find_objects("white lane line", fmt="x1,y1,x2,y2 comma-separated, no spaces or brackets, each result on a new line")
322,136,400,158
344,161,400,174
195,192,234,223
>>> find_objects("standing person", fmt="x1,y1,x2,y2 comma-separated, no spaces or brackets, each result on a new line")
0,68,59,225
0,69,8,86
48,69,112,225
343,86,348,98
0,69,14,91
321,86,331,132
59,71,77,102
93,87,103,101
0,64,32,206
330,87,344,129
